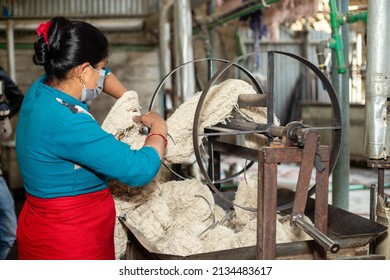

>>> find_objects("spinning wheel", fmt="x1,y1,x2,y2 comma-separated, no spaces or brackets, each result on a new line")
191,51,342,211
150,52,341,212
149,57,264,183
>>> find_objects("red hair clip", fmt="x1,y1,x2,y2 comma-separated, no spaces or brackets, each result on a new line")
36,20,52,45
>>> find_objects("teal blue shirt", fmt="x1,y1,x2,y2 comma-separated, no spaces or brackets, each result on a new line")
16,76,161,198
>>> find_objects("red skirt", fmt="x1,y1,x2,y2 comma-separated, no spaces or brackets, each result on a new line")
17,188,116,260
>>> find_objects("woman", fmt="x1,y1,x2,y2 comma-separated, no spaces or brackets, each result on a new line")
15,17,167,260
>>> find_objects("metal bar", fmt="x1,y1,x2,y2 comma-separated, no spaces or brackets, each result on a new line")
257,149,278,260
369,184,377,254
6,20,16,82
257,150,265,259
211,141,258,162
292,130,319,218
331,0,350,211
237,94,268,107
378,168,385,197
369,184,377,222
267,52,275,126
199,123,340,137
207,136,216,184
260,147,303,163
208,136,221,189
214,121,270,133
294,215,340,254
198,129,267,137
314,145,330,259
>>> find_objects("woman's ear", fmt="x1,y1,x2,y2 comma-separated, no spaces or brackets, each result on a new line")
76,62,90,76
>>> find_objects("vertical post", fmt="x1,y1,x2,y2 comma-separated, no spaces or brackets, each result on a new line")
267,52,275,126
314,146,330,259
174,0,195,103
369,184,377,254
364,0,390,159
6,19,16,82
331,0,349,211
257,148,278,260
207,132,221,190
257,149,265,259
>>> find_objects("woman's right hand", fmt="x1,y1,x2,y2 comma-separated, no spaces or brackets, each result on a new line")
133,111,167,160
133,111,167,133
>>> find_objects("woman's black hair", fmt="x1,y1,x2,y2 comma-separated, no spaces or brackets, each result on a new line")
33,17,109,84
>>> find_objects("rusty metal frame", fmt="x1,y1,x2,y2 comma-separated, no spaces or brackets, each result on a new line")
257,143,330,260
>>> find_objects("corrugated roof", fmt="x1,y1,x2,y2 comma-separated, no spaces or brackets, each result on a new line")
1,0,160,18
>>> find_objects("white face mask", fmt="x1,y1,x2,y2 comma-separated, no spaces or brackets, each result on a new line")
80,65,106,102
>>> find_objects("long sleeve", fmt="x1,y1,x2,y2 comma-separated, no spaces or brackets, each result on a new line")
0,67,24,118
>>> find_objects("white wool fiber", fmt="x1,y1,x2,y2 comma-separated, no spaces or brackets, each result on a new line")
165,78,258,163
102,80,310,259
101,90,146,149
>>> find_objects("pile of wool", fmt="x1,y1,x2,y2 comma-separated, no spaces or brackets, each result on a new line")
102,79,271,164
102,79,308,260
164,78,269,163
102,90,145,149
232,175,312,245
110,178,230,258
111,175,312,259
110,180,170,258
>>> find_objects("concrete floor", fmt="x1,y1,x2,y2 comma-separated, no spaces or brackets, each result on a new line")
5,163,389,260
276,163,390,219
220,156,390,218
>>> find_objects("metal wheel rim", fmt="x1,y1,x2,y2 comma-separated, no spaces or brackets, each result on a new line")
192,50,342,212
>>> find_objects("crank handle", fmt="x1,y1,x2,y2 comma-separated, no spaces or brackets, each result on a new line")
293,214,340,253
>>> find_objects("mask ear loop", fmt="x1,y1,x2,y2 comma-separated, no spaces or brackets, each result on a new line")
88,64,100,73
87,65,106,87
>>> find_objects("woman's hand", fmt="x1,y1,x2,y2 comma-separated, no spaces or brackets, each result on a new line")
133,111,168,159
133,112,166,132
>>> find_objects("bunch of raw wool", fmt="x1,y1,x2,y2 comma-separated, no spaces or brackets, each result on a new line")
215,0,322,41
102,79,311,259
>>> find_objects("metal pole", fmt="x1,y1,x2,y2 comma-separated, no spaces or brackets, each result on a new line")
331,0,349,210
369,184,377,254
6,19,16,82
173,0,195,103
159,0,175,117
364,0,390,159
